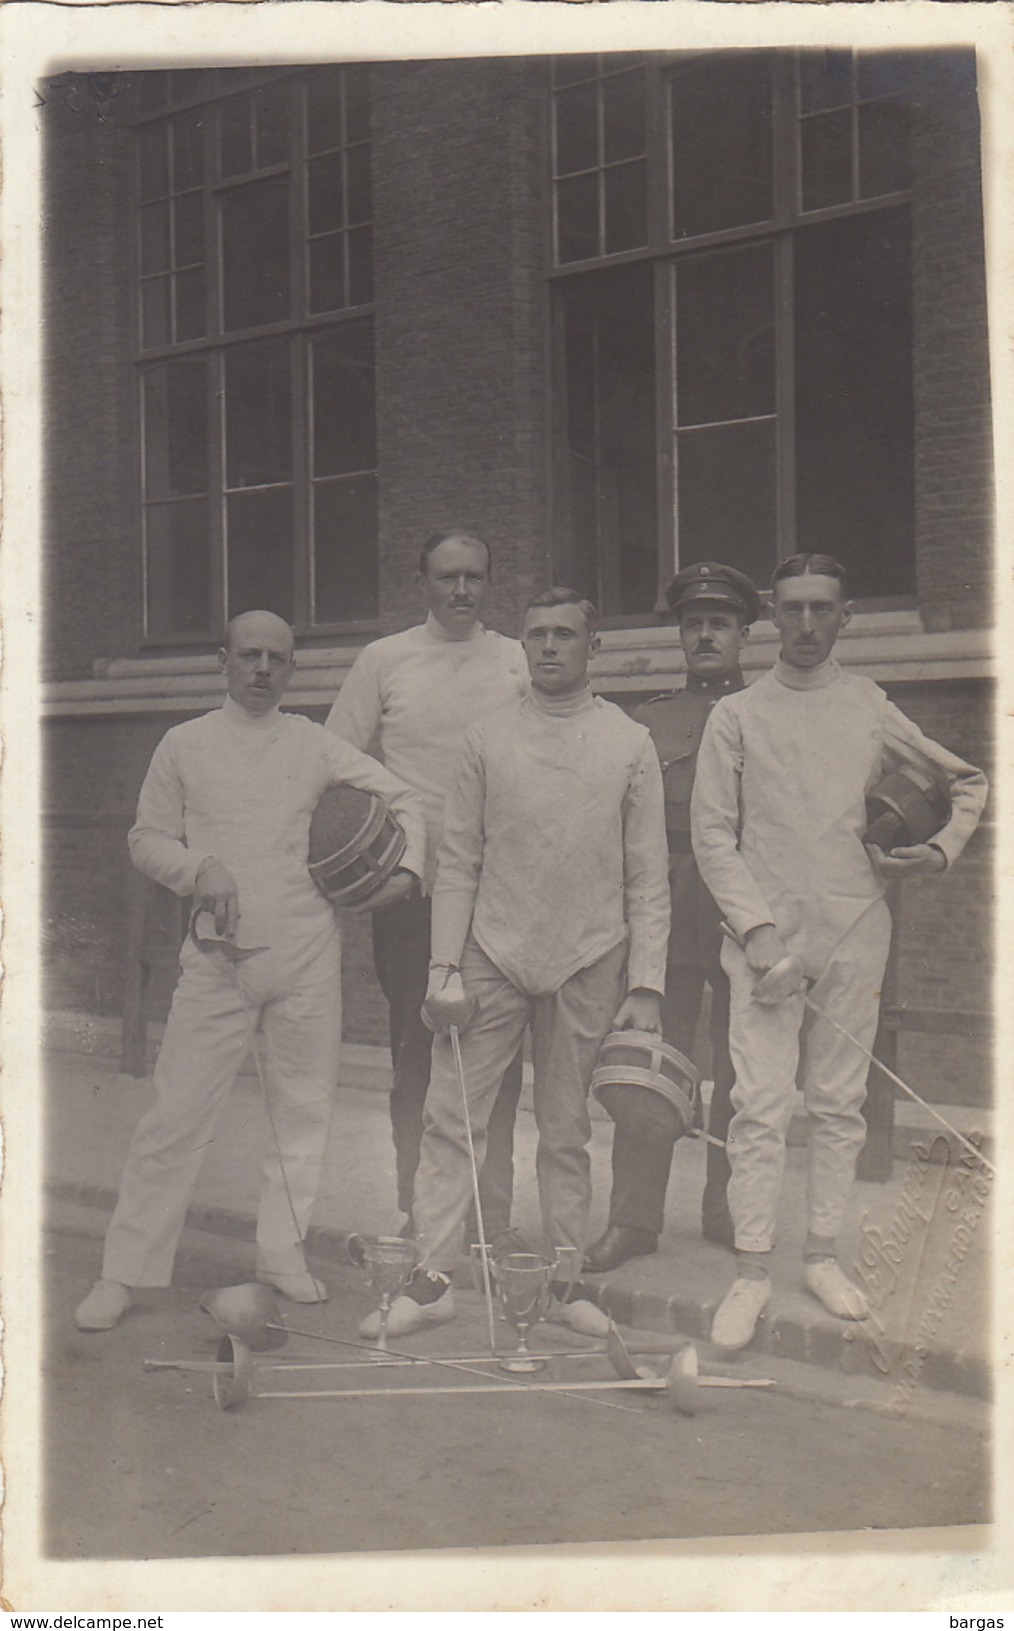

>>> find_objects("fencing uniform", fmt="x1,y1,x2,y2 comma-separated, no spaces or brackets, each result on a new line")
600,669,744,1241
691,656,987,1252
101,697,426,1287
413,686,670,1270
326,614,527,1223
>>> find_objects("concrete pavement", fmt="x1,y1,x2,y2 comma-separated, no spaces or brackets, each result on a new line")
44,1008,993,1403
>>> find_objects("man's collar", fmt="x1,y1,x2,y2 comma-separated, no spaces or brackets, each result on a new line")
773,655,840,690
423,612,485,644
527,680,596,718
222,694,283,727
685,666,744,697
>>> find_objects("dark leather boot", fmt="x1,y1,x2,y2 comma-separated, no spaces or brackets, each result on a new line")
702,1141,734,1248
583,1224,658,1273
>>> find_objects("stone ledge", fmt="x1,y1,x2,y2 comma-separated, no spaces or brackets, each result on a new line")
42,615,994,717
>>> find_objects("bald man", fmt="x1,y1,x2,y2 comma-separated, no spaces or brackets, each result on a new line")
74,611,426,1332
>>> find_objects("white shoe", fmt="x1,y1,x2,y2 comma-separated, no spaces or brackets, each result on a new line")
804,1259,868,1320
547,1296,611,1338
257,1271,329,1304
74,1279,133,1331
358,1272,456,1340
710,1276,771,1350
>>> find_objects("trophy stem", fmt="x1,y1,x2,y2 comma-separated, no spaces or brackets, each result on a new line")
373,1294,393,1356
498,1322,547,1375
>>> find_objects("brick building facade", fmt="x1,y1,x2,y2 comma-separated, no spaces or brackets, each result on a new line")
42,52,994,1103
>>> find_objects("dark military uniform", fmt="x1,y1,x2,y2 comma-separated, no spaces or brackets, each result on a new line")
586,560,760,1266
600,669,743,1242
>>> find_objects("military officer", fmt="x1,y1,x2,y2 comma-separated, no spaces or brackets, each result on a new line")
584,562,760,1273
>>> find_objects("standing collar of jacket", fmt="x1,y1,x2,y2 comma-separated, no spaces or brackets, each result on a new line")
423,612,486,645
685,666,745,697
526,681,597,719
773,656,841,691
221,695,284,732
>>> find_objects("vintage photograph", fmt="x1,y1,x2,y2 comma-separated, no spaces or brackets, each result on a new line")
3,0,1008,1611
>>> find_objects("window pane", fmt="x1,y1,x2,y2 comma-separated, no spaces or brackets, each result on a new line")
857,51,918,102
558,262,657,616
174,192,204,266
219,95,253,178
218,68,260,92
139,202,170,275
226,487,294,621
604,160,648,254
174,266,206,342
307,69,343,152
145,498,211,636
798,49,853,113
141,277,171,349
144,359,208,498
138,124,169,202
677,420,776,586
310,234,345,313
677,245,775,426
557,172,599,264
255,81,289,165
173,109,205,189
795,207,914,596
347,226,374,305
859,101,912,197
346,144,371,224
313,475,378,622
345,66,370,143
555,82,598,175
603,70,646,163
309,151,344,233
671,54,773,237
225,341,292,488
137,71,169,116
313,326,376,476
170,68,218,104
554,55,596,87
800,108,853,211
221,178,290,330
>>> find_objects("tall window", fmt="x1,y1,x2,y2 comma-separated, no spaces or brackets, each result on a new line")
550,49,940,616
133,66,377,641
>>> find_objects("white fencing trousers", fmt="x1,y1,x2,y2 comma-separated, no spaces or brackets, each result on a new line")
102,932,343,1287
722,898,892,1253
413,937,628,1273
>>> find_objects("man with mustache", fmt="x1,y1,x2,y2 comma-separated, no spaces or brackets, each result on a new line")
584,562,760,1274
75,610,426,1331
327,531,528,1237
692,554,987,1350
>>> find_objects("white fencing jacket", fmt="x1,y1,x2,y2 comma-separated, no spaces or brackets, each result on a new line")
325,615,527,890
129,697,426,965
431,686,671,997
691,657,987,978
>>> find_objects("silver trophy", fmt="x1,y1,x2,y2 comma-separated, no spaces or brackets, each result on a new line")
493,1251,558,1373
347,1233,421,1356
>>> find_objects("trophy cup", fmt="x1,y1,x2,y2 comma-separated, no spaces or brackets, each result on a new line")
346,1233,421,1356
494,1252,558,1373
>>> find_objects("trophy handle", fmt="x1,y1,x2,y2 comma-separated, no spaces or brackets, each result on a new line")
552,1244,581,1303
345,1233,366,1268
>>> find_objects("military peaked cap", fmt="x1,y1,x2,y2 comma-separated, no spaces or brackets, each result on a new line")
666,561,761,623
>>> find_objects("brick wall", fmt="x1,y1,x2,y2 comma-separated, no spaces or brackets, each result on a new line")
371,58,549,639
880,679,993,1106
43,79,139,680
911,54,994,631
